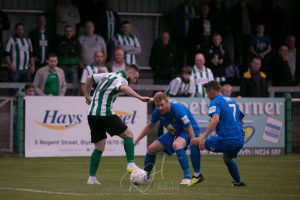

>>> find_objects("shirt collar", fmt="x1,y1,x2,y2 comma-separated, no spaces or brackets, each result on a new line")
47,66,56,72
194,65,205,72
117,70,127,79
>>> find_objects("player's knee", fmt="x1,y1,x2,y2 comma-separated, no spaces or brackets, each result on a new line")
172,142,182,150
223,157,231,165
95,140,106,151
120,129,133,138
147,145,157,155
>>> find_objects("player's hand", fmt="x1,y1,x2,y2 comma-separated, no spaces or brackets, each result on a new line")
140,96,151,103
134,140,139,146
85,96,92,105
198,135,206,150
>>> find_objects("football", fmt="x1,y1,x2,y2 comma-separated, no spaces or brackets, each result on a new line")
130,169,148,185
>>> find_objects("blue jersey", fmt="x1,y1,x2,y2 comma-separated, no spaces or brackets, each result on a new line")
208,95,244,140
151,102,200,136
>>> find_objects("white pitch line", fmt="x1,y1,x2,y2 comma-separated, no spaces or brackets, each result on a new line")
0,187,172,196
0,187,300,198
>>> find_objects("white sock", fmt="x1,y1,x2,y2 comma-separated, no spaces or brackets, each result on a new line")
89,176,96,179
127,162,136,166
194,172,201,177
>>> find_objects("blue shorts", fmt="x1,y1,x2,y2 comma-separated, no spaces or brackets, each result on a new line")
157,131,200,156
204,136,244,158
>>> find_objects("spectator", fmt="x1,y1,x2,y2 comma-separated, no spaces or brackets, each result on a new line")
190,53,214,97
24,83,36,96
240,57,268,97
222,84,232,97
80,50,108,95
106,48,129,73
56,0,80,36
0,10,10,64
272,45,294,86
114,20,141,65
78,21,107,69
28,15,55,69
285,35,300,85
166,66,195,97
149,31,177,85
57,25,81,83
209,0,229,37
250,23,272,73
189,3,212,63
207,32,229,83
260,0,287,49
94,0,121,62
33,53,66,96
4,23,35,82
172,0,198,67
224,59,240,86
230,0,256,70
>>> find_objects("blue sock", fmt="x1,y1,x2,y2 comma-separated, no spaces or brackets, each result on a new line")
226,160,241,183
175,148,191,179
144,153,156,179
190,145,201,175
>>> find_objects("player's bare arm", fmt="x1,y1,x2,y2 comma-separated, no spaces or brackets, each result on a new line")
184,124,195,139
199,114,219,150
85,75,93,105
134,123,153,145
120,85,150,102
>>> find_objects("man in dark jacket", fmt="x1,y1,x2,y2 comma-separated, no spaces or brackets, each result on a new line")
29,14,55,69
150,31,177,85
240,57,268,97
0,10,10,65
230,0,256,70
56,25,81,83
272,45,294,86
207,32,229,83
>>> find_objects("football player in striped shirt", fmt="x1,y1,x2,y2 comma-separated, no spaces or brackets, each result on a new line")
4,23,35,82
84,64,150,185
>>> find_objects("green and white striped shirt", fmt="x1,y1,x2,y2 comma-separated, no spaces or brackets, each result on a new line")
191,65,214,97
88,71,128,116
5,36,33,70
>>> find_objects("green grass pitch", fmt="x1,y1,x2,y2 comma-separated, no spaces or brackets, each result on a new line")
0,155,300,200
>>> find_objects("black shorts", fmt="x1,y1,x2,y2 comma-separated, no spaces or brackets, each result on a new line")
87,115,128,143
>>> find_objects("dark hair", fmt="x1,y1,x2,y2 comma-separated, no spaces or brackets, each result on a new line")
64,24,72,29
127,64,140,72
251,56,261,61
15,22,25,30
25,83,35,91
181,66,192,75
212,32,222,38
122,20,131,25
203,81,222,91
37,14,46,22
48,53,58,59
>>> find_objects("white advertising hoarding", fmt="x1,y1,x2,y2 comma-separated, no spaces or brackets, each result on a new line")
25,96,147,157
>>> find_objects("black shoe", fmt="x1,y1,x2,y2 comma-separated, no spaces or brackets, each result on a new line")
232,181,246,187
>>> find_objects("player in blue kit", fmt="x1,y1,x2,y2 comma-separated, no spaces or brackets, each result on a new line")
134,92,204,185
196,81,245,186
